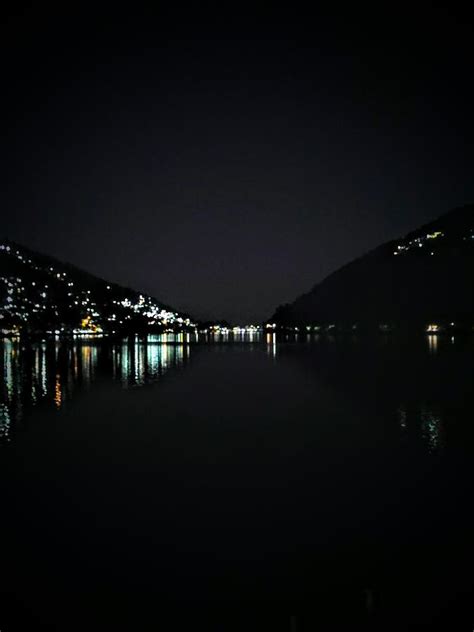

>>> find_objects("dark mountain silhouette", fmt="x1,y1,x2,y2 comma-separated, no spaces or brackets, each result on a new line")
270,204,474,331
0,240,195,335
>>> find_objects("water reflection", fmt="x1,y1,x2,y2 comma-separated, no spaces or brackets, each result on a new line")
1,333,473,624
266,332,277,359
0,402,10,442
427,334,438,354
397,404,444,452
115,338,190,388
54,374,62,409
421,406,443,452
0,335,192,444
397,406,408,430
1,333,468,457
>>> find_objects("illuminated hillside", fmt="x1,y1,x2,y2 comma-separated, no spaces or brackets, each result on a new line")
0,241,195,335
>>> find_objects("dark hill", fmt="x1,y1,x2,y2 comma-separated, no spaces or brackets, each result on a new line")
270,204,474,331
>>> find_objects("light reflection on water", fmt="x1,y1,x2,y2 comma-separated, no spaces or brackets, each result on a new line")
266,332,277,359
427,334,438,354
0,335,192,443
0,332,469,454
0,331,473,623
397,404,443,452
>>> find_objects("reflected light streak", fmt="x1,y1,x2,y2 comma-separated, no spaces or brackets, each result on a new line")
54,374,62,409
266,332,277,359
427,335,438,354
1,339,191,443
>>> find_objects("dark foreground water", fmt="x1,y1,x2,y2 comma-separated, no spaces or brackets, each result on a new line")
1,334,474,629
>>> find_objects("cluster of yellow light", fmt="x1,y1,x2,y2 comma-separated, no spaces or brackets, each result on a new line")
427,324,440,332
80,316,102,334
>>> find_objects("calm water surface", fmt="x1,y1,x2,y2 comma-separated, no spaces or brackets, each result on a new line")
1,334,473,629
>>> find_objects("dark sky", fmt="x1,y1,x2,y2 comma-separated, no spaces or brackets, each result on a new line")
2,7,474,322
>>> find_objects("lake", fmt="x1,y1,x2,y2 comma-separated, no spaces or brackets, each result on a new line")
1,333,474,629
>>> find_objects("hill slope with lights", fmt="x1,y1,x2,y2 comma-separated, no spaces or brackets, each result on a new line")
0,241,195,335
270,204,474,331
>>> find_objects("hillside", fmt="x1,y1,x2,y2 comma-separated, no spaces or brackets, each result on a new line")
0,240,195,335
270,204,474,331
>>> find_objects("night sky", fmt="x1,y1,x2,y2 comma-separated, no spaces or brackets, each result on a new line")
2,7,474,322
